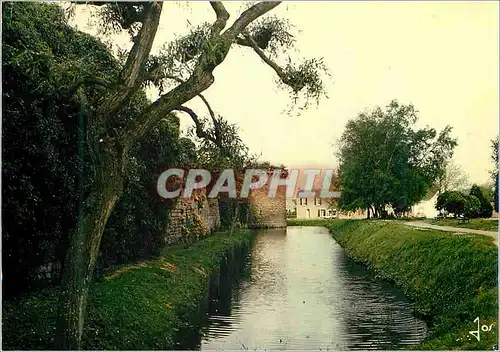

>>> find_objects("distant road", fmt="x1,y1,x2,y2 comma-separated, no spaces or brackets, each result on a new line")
404,221,498,246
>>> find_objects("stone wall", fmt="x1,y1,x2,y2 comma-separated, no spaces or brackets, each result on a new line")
247,180,287,229
28,192,221,286
164,190,221,246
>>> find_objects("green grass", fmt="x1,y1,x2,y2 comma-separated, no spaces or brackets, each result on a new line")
2,230,254,350
424,218,499,231
289,219,498,350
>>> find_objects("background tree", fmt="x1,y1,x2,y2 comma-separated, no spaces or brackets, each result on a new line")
432,161,470,196
188,116,256,230
435,190,466,216
189,116,255,171
469,184,493,218
18,1,328,348
463,194,481,218
337,100,457,218
478,181,495,204
491,137,499,212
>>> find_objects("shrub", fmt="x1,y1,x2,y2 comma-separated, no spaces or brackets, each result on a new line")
436,190,466,216
464,195,481,218
469,184,493,218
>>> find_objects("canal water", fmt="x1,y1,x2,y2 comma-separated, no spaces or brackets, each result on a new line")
191,226,428,350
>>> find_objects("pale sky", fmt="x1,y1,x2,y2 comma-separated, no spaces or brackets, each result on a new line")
69,1,499,186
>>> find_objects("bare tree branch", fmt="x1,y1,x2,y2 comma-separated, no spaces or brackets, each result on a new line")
168,75,222,143
171,106,221,148
145,70,222,143
240,30,328,102
210,2,230,35
62,76,111,99
97,2,163,120
222,2,281,40
241,31,286,79
147,72,214,117
235,35,268,49
124,68,212,144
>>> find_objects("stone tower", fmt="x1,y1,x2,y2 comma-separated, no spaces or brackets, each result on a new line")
247,172,287,229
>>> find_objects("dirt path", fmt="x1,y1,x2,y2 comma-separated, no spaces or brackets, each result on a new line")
404,221,498,246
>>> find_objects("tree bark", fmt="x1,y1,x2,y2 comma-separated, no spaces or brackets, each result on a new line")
97,2,163,122
55,145,126,349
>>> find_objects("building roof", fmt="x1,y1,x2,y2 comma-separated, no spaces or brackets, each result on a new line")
296,188,341,198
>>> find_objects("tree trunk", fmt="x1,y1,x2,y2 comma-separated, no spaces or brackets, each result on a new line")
229,202,240,235
54,147,126,350
367,207,371,219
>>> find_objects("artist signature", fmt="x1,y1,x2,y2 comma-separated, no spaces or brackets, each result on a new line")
469,317,496,342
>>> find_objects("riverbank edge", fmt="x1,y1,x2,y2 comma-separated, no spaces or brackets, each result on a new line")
2,230,254,350
288,219,498,350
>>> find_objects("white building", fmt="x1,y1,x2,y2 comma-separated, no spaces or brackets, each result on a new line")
286,196,337,219
286,189,368,220
410,194,438,218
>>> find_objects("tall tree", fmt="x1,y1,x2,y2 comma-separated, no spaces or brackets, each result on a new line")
469,184,493,218
15,1,329,348
337,100,457,218
491,136,499,212
433,161,470,195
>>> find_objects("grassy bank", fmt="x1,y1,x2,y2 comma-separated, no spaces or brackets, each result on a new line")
424,218,499,231
289,219,498,350
2,230,254,350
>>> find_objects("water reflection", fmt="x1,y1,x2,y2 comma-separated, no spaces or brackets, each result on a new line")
194,226,427,350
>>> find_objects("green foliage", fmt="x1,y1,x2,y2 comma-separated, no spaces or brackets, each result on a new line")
189,118,253,171
98,112,197,271
338,100,457,217
464,195,481,218
153,22,213,80
188,117,254,230
144,8,328,111
245,14,329,110
469,184,493,218
96,2,147,36
245,15,295,56
477,183,495,203
294,219,497,350
279,57,330,110
495,174,499,213
217,199,250,231
2,231,254,350
2,1,116,297
436,190,466,216
2,1,198,294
